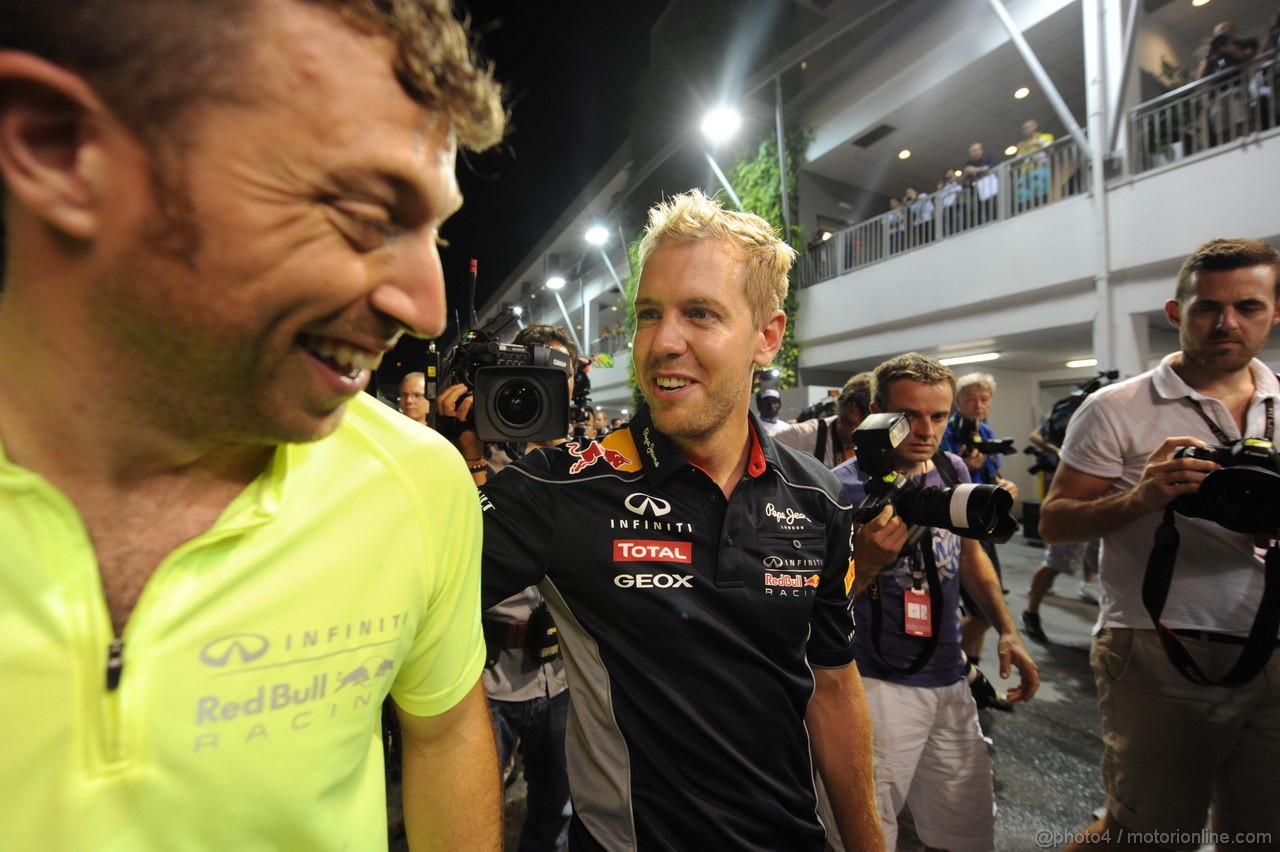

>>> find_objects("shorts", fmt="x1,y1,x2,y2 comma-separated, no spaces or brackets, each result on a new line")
863,678,995,852
1092,628,1280,846
1043,540,1098,577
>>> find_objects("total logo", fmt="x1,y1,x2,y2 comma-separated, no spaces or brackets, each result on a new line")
613,539,692,563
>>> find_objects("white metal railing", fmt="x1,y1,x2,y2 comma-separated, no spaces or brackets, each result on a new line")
797,136,1087,288
1131,50,1278,174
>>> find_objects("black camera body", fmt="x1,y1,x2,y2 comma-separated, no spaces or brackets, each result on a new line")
569,359,593,436
1171,439,1280,535
852,413,1018,542
442,333,571,444
953,416,1017,455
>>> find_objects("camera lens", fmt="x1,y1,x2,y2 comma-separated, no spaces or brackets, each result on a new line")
1197,466,1280,534
494,379,543,429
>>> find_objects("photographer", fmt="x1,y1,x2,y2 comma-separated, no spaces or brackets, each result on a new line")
836,353,1038,852
1040,238,1280,850
774,372,874,468
941,373,1020,670
436,324,575,852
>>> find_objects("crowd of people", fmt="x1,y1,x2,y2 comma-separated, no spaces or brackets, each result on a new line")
3,3,1279,852
884,120,1061,256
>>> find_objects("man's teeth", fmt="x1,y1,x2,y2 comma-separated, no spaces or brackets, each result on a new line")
306,336,381,372
655,377,689,390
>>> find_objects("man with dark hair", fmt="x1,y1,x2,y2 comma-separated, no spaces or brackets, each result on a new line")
0,2,505,848
837,352,1038,851
475,190,883,850
1042,238,1280,850
438,322,578,852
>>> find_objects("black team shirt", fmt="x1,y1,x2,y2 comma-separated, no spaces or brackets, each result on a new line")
479,406,859,851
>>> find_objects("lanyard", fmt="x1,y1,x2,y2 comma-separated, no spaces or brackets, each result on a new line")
1185,397,1274,445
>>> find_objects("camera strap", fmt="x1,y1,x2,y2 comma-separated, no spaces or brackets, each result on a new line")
1142,507,1280,687
1185,397,1274,445
866,452,955,675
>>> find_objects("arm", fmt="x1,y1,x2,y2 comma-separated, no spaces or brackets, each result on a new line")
806,666,885,852
1039,436,1216,544
851,505,909,596
1027,426,1059,456
957,539,1039,702
395,679,502,851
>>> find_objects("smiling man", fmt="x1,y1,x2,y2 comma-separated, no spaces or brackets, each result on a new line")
0,1,504,849
477,190,883,850
1041,238,1280,851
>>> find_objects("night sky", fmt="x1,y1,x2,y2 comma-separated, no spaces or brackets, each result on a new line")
380,1,667,391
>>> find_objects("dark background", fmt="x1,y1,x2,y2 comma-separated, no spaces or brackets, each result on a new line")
379,2,669,394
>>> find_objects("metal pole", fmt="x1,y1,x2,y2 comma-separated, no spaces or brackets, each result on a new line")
599,247,625,291
551,290,583,354
774,76,793,239
704,149,744,210
986,0,1091,158
1108,0,1141,153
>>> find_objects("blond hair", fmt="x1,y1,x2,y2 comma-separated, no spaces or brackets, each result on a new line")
636,189,795,328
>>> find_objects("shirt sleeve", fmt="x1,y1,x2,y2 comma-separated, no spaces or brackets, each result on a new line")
807,486,858,668
1059,394,1126,481
478,454,561,609
391,459,487,718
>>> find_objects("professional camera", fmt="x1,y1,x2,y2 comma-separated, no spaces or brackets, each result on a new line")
569,358,593,437
796,396,837,423
441,309,571,443
1170,439,1280,535
851,413,1018,542
1023,444,1058,476
953,416,1017,455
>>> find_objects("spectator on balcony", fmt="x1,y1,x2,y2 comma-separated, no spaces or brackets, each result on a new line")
887,197,907,255
1196,22,1258,144
1015,119,1054,207
963,142,999,225
936,171,966,236
903,186,934,247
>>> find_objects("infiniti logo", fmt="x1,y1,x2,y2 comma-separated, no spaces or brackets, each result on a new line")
199,633,270,667
625,492,672,517
763,556,785,568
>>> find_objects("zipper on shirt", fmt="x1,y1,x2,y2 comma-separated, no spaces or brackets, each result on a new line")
106,638,124,690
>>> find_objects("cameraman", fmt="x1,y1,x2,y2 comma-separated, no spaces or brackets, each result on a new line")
837,353,1038,851
774,372,874,468
941,373,1020,670
1040,238,1280,850
437,324,575,852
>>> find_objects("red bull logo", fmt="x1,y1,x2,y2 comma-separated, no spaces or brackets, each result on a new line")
568,440,632,474
764,572,821,588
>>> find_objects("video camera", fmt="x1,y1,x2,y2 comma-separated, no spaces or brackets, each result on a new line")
569,359,593,437
796,396,837,423
440,307,571,443
851,413,1018,542
952,416,1017,455
1171,439,1280,535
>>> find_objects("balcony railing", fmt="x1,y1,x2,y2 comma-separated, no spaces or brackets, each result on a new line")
1130,50,1278,175
796,137,1087,288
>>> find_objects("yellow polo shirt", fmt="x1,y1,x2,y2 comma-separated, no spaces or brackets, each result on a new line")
0,393,485,850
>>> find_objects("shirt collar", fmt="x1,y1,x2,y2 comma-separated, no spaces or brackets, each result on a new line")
1152,352,1280,402
627,405,774,486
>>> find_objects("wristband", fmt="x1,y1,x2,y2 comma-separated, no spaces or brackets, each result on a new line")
467,460,488,474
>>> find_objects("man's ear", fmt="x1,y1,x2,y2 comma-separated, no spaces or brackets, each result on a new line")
754,309,786,367
0,51,108,240
1163,298,1181,329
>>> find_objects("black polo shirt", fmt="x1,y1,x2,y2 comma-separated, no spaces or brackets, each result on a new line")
480,407,857,851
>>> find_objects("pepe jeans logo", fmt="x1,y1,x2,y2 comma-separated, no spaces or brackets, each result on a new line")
199,634,271,667
765,503,812,525
625,493,672,517
642,427,660,468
